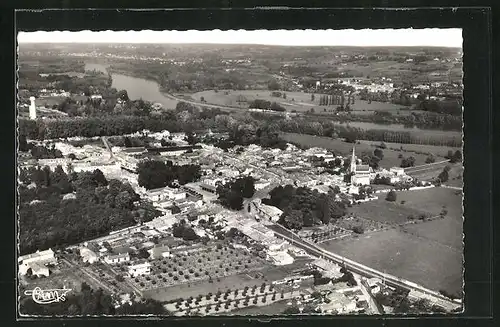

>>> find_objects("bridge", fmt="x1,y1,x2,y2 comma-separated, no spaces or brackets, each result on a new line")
269,223,462,310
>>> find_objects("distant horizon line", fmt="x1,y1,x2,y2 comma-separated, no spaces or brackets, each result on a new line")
18,42,462,49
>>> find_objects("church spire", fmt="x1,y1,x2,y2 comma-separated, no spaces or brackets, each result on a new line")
350,146,357,174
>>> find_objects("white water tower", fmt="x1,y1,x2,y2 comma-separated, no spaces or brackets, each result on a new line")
29,96,37,120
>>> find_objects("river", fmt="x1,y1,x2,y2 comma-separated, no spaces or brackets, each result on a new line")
84,63,179,109
83,63,462,138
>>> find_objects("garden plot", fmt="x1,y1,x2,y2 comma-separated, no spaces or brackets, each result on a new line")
123,243,270,292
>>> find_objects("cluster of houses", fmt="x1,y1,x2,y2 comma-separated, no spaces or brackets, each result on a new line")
18,248,57,278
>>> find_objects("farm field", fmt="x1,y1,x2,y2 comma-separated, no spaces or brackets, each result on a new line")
124,243,271,296
189,89,412,114
339,121,462,140
394,187,462,219
281,132,431,168
360,140,461,158
320,228,463,296
397,187,463,251
347,198,427,225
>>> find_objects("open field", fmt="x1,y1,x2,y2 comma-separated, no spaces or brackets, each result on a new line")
281,132,431,168
407,163,463,185
321,187,463,295
190,89,412,114
397,187,463,251
347,198,427,225
360,140,461,158
338,121,462,140
395,187,462,219
320,228,463,295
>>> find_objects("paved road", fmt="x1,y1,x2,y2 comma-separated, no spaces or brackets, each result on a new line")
355,275,383,314
101,136,114,158
162,92,243,112
61,257,115,294
441,185,463,191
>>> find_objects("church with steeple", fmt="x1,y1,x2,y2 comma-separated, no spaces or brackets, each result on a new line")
350,146,372,186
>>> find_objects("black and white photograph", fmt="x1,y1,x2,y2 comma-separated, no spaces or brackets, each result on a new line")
17,27,464,317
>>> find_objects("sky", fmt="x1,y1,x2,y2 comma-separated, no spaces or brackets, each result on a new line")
17,29,463,48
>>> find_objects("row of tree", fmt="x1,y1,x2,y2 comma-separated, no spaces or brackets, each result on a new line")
248,99,286,112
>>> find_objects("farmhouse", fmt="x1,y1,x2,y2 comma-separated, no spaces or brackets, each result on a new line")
128,261,152,277
104,253,130,264
18,248,56,265
247,198,283,223
80,247,99,264
18,248,57,277
149,244,171,259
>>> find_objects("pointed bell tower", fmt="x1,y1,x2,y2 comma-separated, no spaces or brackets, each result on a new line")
350,146,357,174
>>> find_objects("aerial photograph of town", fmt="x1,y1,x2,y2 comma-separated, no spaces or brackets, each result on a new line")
17,29,464,317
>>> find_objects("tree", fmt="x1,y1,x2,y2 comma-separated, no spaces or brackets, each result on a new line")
185,131,199,145
137,248,150,259
268,79,280,91
117,90,129,102
450,150,462,163
374,148,384,160
386,190,397,202
19,134,29,152
438,168,449,183
400,156,416,168
425,154,436,164
115,191,133,210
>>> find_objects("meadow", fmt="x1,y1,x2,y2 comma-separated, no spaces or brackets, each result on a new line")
189,89,412,114
320,228,463,296
321,187,463,296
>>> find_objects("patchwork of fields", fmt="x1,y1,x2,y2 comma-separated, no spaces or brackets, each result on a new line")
190,89,412,114
321,187,463,296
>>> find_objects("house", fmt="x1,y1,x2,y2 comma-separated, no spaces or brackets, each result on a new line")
80,247,99,264
366,278,382,294
267,250,294,266
323,291,357,314
29,262,50,277
247,198,283,223
18,248,56,265
18,248,57,277
128,261,152,277
200,178,224,193
390,167,405,176
104,253,130,264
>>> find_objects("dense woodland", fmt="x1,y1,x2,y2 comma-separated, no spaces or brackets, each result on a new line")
263,185,348,230
137,160,202,190
18,166,161,255
216,176,256,210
